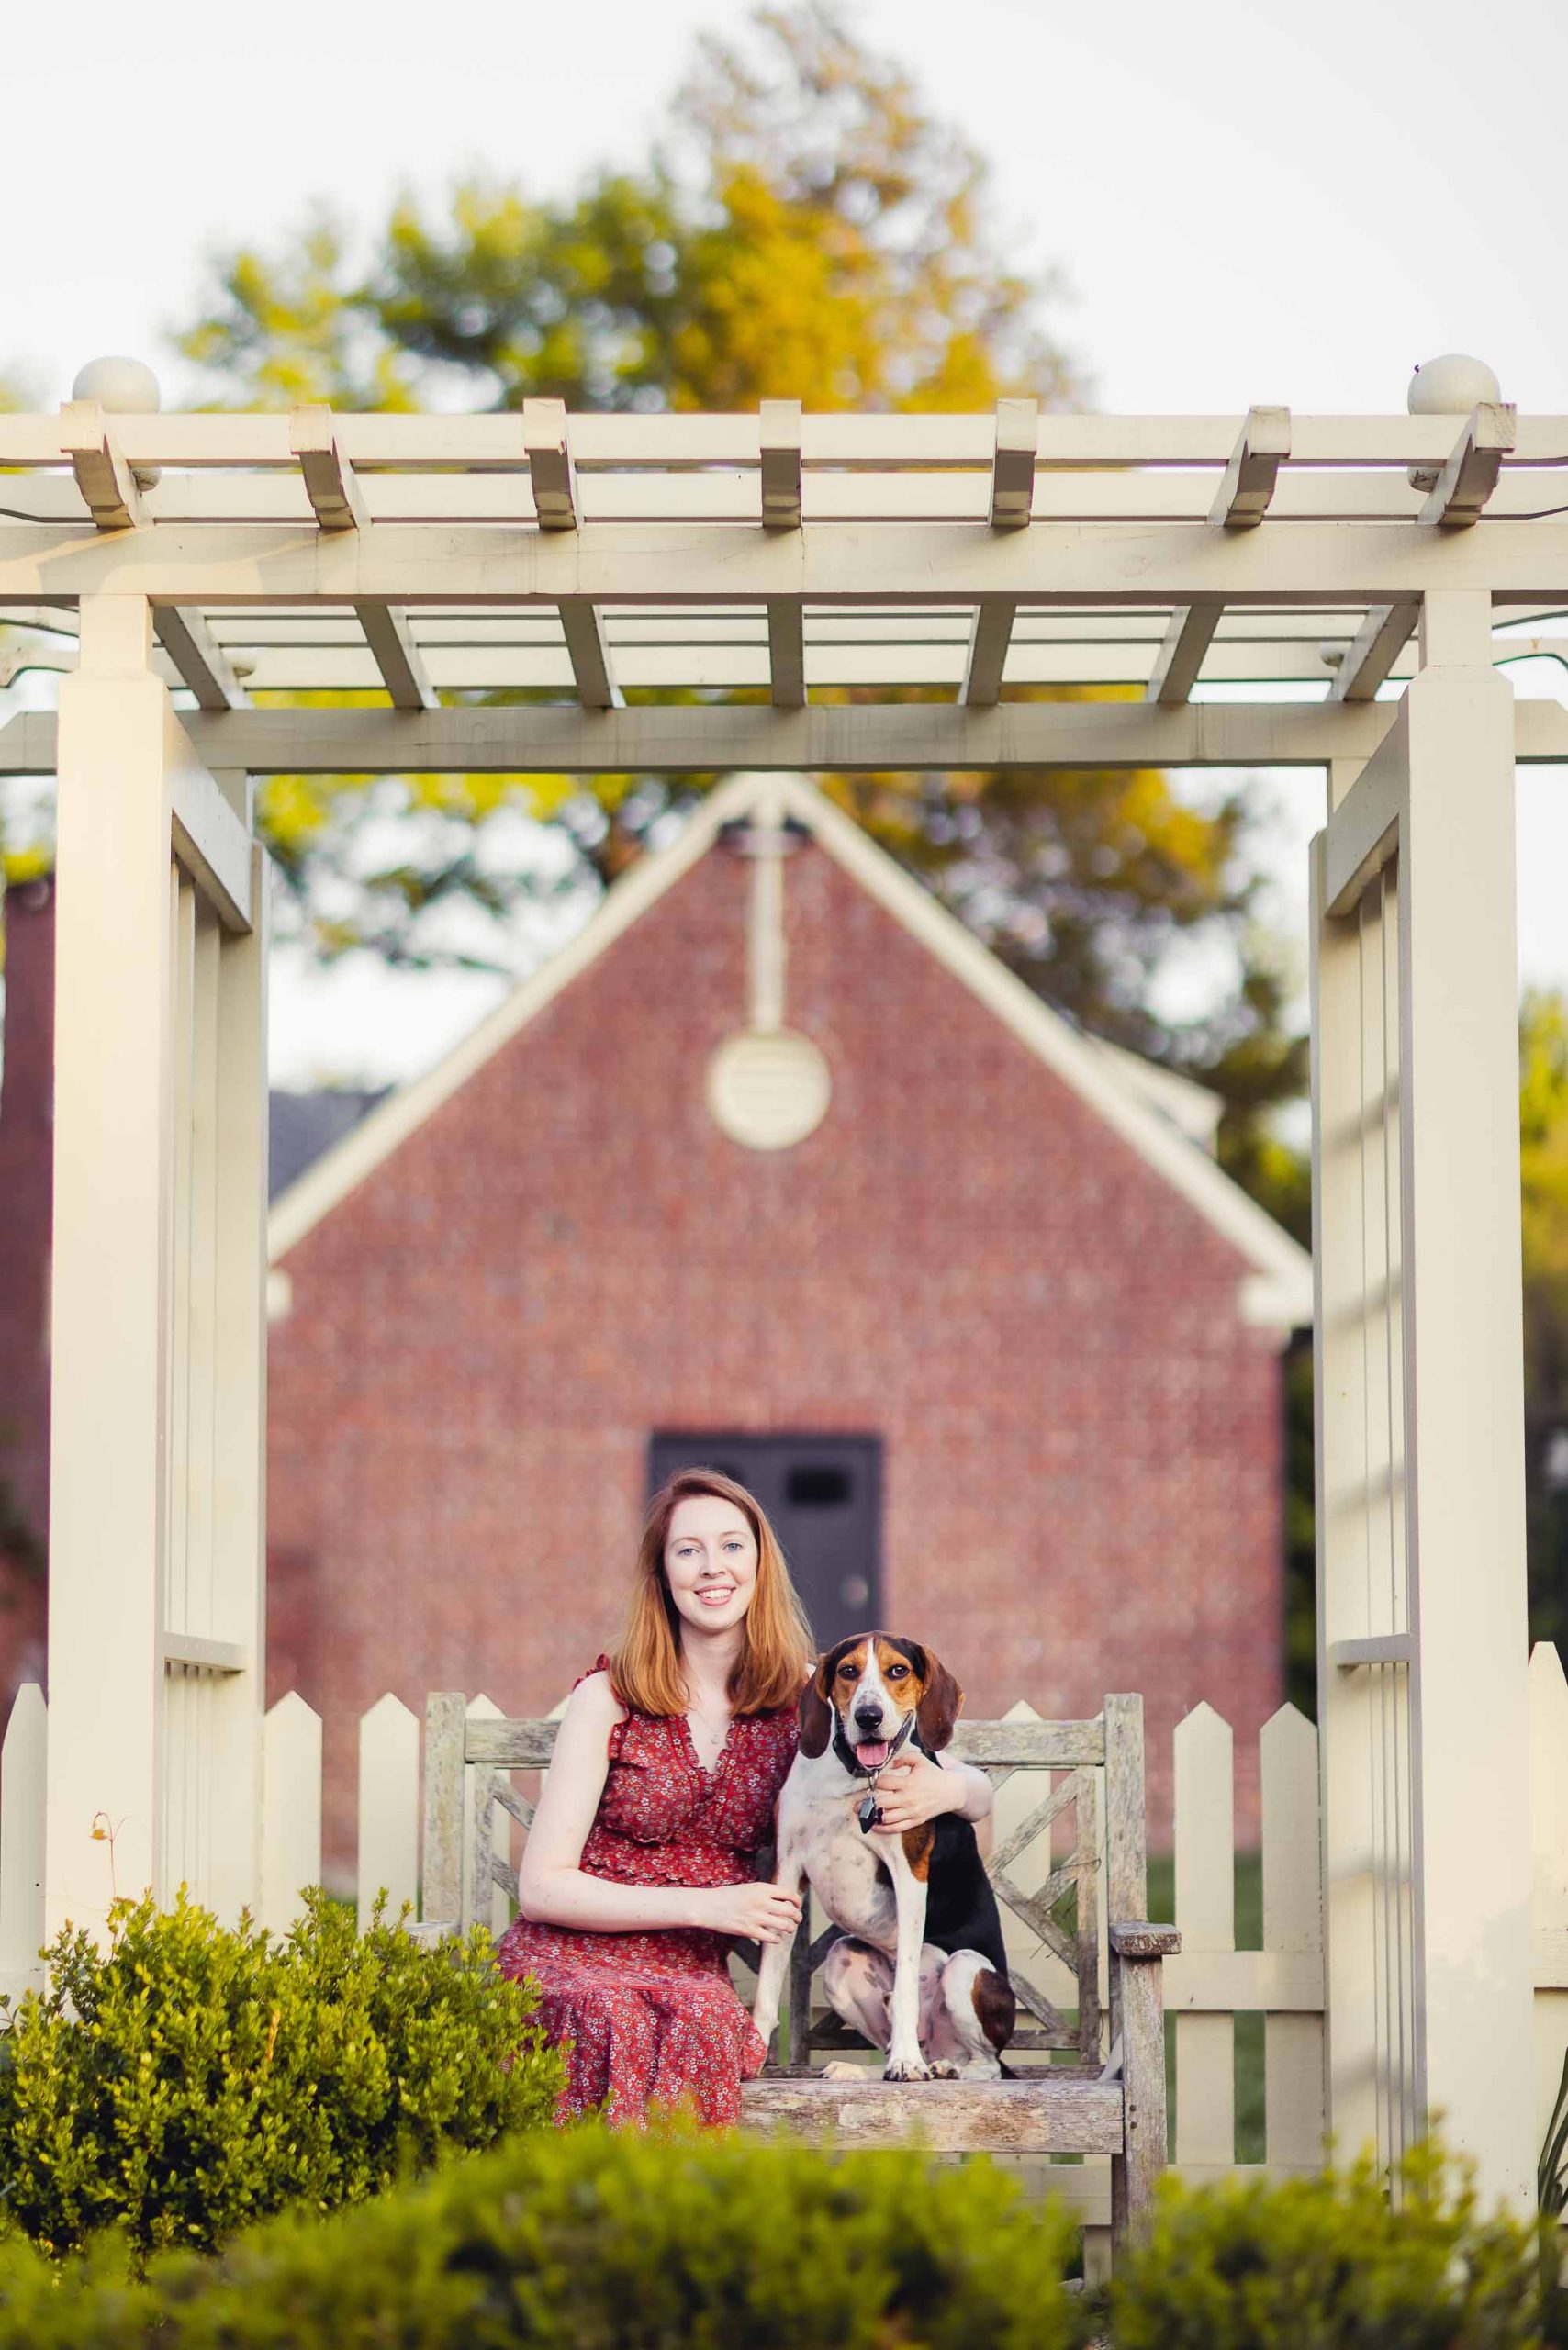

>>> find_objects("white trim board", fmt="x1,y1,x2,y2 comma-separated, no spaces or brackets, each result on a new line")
269,773,1313,1334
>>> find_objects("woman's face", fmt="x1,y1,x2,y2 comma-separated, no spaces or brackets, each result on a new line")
663,1494,759,1640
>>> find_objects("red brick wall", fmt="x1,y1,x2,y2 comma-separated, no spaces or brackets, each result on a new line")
269,840,1283,1876
0,882,54,1692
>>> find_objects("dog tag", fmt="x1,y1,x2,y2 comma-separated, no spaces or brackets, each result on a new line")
857,1795,882,1834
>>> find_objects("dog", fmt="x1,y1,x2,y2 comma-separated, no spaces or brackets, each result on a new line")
752,1632,1017,2082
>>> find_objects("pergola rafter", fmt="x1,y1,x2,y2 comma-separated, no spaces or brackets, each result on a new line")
0,389,1562,2214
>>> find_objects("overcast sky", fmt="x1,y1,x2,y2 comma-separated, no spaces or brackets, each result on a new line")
5,0,1566,1085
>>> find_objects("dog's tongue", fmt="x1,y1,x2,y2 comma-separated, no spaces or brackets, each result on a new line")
856,1740,890,1771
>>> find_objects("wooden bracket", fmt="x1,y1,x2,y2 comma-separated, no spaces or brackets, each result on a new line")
760,399,802,531
60,401,142,531
523,398,578,530
991,397,1038,529
1211,405,1291,528
1418,403,1516,529
290,405,367,532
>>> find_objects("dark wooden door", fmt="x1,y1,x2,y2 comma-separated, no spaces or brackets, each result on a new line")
647,1433,882,1653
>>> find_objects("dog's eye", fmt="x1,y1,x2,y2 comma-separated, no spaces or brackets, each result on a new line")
887,1663,909,1680
837,1663,859,1682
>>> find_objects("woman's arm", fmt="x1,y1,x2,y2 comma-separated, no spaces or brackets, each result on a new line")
869,1753,995,1836
515,1675,801,1942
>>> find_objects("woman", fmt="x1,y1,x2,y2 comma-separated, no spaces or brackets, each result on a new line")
498,1466,994,2127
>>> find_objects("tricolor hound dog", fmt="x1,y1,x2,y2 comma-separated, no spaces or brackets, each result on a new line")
752,1632,1017,2082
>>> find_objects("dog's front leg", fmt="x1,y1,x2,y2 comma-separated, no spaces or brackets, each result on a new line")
879,1836,931,2082
750,1843,805,2060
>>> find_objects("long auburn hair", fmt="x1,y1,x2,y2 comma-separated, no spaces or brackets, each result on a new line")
610,1467,813,1718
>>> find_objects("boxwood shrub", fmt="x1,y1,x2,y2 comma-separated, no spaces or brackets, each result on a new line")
1103,2142,1560,2350
0,1887,563,2259
0,2124,1084,2349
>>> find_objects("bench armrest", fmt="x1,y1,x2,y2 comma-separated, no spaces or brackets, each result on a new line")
1108,1920,1181,1960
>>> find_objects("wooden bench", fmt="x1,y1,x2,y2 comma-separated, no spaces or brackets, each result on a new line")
421,1688,1178,2240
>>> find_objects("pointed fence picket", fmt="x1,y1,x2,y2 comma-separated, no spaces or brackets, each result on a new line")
356,1693,420,1932
1530,1644,1568,2150
260,1690,321,1935
1173,1702,1237,2172
0,1684,45,2002
1261,1703,1325,2167
17,1650,1568,2232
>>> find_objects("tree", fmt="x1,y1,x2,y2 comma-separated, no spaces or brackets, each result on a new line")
0,9,1306,1164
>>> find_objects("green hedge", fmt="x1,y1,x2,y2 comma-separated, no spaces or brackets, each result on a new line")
1103,2143,1562,2350
0,2125,1082,2349
0,1889,563,2258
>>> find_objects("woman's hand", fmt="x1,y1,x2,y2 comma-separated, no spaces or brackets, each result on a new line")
689,1882,804,1943
868,1753,965,1835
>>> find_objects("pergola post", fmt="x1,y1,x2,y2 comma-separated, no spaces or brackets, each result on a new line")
46,598,268,1936
1312,592,1533,2204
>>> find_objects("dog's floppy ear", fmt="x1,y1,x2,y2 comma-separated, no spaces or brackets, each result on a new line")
798,1649,839,1758
914,1647,964,1752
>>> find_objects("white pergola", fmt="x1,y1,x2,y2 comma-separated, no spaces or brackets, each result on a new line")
0,379,1561,2205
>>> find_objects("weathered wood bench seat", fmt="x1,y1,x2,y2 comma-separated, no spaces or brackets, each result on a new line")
421,1688,1177,2244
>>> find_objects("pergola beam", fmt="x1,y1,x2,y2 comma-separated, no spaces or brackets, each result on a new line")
354,604,437,712
1417,403,1517,529
961,599,1017,706
11,518,1568,606
1330,599,1419,702
767,598,805,708
1211,406,1291,528
556,599,621,710
0,697,1450,776
1145,599,1223,705
154,607,249,711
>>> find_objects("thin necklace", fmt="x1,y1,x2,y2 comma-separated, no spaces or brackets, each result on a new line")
688,1697,732,1761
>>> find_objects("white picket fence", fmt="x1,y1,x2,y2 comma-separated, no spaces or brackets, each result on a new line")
6,1651,1568,2262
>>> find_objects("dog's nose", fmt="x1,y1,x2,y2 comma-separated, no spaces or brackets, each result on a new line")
853,1705,882,1732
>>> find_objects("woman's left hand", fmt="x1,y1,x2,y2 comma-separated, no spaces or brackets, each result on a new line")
868,1753,963,1835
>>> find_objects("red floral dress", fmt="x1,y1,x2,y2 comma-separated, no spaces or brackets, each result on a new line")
495,1660,798,2128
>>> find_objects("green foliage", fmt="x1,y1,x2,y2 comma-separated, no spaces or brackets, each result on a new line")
155,6,1304,1156
1103,2143,1554,2350
0,2122,1083,2349
0,1888,562,2260
176,6,1070,420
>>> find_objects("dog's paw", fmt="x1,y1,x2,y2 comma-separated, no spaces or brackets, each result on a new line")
882,2056,931,2083
821,2059,867,2083
926,2061,960,2079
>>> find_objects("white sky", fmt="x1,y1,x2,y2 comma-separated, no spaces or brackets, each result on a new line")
4,0,1567,1086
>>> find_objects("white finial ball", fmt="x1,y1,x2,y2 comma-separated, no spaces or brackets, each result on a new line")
71,356,161,415
1407,353,1502,415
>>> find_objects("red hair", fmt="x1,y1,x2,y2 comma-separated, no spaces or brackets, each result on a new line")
609,1468,812,1717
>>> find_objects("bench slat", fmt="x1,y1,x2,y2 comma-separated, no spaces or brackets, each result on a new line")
464,1715,1107,1769
743,2075,1125,2154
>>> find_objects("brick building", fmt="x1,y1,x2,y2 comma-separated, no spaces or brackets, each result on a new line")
264,779,1307,1872
0,779,1310,1879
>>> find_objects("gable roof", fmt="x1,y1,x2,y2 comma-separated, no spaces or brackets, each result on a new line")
269,771,1312,1334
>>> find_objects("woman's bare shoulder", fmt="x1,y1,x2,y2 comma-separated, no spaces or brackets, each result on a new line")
563,1669,628,1728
